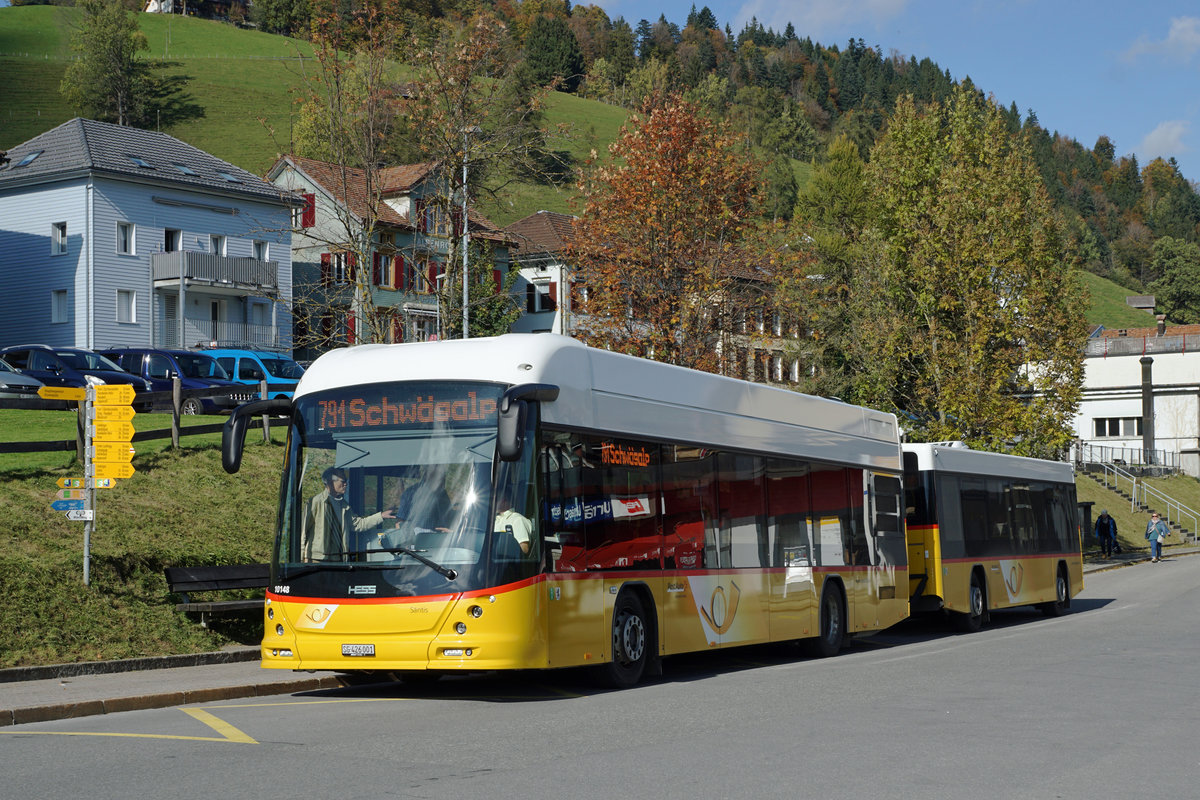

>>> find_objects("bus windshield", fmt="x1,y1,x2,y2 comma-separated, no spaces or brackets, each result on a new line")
274,381,537,597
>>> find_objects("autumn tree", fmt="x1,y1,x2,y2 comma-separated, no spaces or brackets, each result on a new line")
865,87,1087,456
288,0,408,352
569,97,763,373
402,12,552,338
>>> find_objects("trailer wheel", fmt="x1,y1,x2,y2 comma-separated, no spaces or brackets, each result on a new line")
806,583,845,658
953,572,986,633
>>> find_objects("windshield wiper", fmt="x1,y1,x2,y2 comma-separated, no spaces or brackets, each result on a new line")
348,547,458,581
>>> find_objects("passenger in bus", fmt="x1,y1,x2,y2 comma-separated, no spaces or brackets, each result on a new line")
302,467,394,561
391,467,451,531
494,491,534,555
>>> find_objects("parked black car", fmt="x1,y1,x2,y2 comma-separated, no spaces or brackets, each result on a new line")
101,347,241,414
0,346,152,405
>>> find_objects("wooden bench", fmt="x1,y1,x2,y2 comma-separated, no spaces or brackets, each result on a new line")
164,564,270,628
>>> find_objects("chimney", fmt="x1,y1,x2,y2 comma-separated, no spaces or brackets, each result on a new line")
1156,315,1166,337
1141,356,1156,464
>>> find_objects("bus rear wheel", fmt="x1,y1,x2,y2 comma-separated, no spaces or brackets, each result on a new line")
1041,568,1069,617
600,592,649,688
806,584,845,658
952,573,986,633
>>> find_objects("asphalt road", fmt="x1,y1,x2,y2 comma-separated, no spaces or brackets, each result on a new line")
3,555,1198,800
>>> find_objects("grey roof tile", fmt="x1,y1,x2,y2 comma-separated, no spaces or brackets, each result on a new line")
0,118,286,204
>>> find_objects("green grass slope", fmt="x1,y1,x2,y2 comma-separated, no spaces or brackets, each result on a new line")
0,409,284,668
1078,270,1160,331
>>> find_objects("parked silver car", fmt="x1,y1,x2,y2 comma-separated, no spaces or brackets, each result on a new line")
0,357,45,400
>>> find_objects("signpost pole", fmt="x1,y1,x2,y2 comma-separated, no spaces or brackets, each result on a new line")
84,386,94,587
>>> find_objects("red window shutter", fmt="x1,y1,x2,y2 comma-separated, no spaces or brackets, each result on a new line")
301,193,315,228
320,252,331,288
372,253,382,286
427,262,438,292
347,252,357,282
397,255,407,291
452,207,464,237
547,281,557,310
492,269,503,293
346,312,356,345
392,316,404,343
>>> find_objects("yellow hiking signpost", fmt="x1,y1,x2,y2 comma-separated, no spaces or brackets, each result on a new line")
70,384,138,585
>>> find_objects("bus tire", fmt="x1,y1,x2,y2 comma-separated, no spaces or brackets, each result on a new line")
600,591,649,689
1041,567,1070,617
807,583,845,658
952,572,986,633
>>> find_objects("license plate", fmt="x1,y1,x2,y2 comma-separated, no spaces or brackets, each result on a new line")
341,643,375,657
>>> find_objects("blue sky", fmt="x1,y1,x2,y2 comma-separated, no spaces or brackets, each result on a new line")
598,0,1200,183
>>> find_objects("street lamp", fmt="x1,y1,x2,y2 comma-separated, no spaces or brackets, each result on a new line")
461,125,480,339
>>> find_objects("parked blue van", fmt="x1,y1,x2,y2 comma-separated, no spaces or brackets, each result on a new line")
101,347,241,414
201,349,304,399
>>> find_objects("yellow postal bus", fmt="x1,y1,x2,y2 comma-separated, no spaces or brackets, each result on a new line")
223,334,909,686
903,442,1082,631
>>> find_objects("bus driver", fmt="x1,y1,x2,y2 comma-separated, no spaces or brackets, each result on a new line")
303,467,395,561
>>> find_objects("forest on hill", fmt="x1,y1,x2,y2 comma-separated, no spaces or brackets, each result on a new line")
5,0,1200,318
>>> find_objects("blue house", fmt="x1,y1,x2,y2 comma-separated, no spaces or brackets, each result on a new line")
0,118,293,352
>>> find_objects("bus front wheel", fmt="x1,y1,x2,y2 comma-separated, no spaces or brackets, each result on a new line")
600,592,649,688
807,584,845,658
953,573,986,633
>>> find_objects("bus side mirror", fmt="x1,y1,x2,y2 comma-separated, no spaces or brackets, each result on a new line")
222,398,292,473
497,383,559,462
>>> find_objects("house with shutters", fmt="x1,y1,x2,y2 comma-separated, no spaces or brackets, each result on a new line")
266,154,513,361
0,118,293,352
504,210,577,335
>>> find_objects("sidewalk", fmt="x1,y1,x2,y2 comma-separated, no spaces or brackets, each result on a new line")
0,647,342,727
3,547,1197,727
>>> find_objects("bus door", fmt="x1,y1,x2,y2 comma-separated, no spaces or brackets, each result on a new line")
661,446,718,654
766,459,816,641
809,464,860,629
710,452,770,648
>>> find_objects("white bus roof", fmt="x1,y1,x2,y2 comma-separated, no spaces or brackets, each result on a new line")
902,442,1074,483
296,334,902,471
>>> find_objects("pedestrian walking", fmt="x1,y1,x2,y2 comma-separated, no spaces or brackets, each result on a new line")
1095,509,1117,558
1144,511,1169,562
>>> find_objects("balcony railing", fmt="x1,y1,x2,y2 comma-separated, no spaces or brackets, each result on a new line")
157,318,285,351
152,251,278,292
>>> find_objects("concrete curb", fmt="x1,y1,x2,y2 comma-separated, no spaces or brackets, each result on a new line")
1,674,344,727
0,646,260,684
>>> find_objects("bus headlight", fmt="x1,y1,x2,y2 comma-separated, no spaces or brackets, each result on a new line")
276,624,285,636
454,621,467,635
468,605,483,618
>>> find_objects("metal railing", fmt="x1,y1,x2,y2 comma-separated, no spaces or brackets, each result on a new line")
156,318,283,350
1071,442,1180,474
1085,333,1200,358
1087,461,1198,542
151,251,278,291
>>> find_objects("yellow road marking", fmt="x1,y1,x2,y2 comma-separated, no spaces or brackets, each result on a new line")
0,708,256,744
182,708,257,743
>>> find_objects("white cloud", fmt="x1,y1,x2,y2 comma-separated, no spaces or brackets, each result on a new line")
733,0,908,38
1139,120,1190,164
1124,16,1200,62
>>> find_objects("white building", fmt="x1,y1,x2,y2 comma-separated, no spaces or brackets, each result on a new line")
1074,323,1200,475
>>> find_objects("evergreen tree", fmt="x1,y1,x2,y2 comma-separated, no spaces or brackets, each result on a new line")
605,17,637,85
525,15,586,93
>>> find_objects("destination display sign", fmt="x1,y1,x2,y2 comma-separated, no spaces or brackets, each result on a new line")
310,383,503,433
94,385,136,405
38,386,86,401
92,420,135,442
92,462,136,480
92,442,135,463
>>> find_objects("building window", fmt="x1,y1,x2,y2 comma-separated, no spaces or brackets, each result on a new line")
51,290,68,324
526,282,557,313
413,315,437,342
117,290,136,324
211,234,226,256
117,222,135,255
52,222,67,255
1094,417,1143,438
165,229,182,252
253,240,268,261
373,253,395,288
